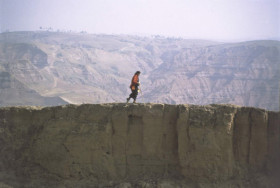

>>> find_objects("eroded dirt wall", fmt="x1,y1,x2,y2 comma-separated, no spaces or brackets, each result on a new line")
0,104,279,187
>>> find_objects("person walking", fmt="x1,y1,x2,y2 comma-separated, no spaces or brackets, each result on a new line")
127,71,141,103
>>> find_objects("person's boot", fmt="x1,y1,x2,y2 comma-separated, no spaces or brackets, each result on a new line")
126,98,130,103
133,100,136,103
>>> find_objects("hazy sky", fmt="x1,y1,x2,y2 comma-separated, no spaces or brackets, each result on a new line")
0,0,279,41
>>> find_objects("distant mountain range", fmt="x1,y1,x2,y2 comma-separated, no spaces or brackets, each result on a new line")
0,31,279,111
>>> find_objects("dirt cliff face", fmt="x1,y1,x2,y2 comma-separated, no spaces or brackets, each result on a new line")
0,103,279,188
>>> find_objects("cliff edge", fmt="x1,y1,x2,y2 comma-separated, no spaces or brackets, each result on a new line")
0,103,279,188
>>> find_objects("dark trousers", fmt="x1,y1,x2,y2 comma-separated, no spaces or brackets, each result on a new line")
129,87,138,100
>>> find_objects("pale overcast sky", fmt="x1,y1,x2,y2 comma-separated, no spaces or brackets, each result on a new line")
0,0,279,41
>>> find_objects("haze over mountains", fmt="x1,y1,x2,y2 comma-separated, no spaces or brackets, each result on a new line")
0,31,279,111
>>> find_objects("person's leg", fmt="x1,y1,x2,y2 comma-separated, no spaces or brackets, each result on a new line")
127,92,132,103
127,89,136,103
127,86,139,103
132,87,138,103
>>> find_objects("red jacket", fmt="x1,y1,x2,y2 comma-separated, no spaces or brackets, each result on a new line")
130,74,139,90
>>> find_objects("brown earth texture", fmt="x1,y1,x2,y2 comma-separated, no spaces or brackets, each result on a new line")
0,103,279,188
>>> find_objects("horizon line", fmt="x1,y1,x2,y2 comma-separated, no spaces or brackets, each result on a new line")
1,29,280,43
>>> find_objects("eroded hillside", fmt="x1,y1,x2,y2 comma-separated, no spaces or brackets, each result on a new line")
0,103,279,187
0,31,279,110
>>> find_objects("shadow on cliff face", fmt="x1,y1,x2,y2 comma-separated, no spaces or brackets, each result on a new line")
0,103,279,188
